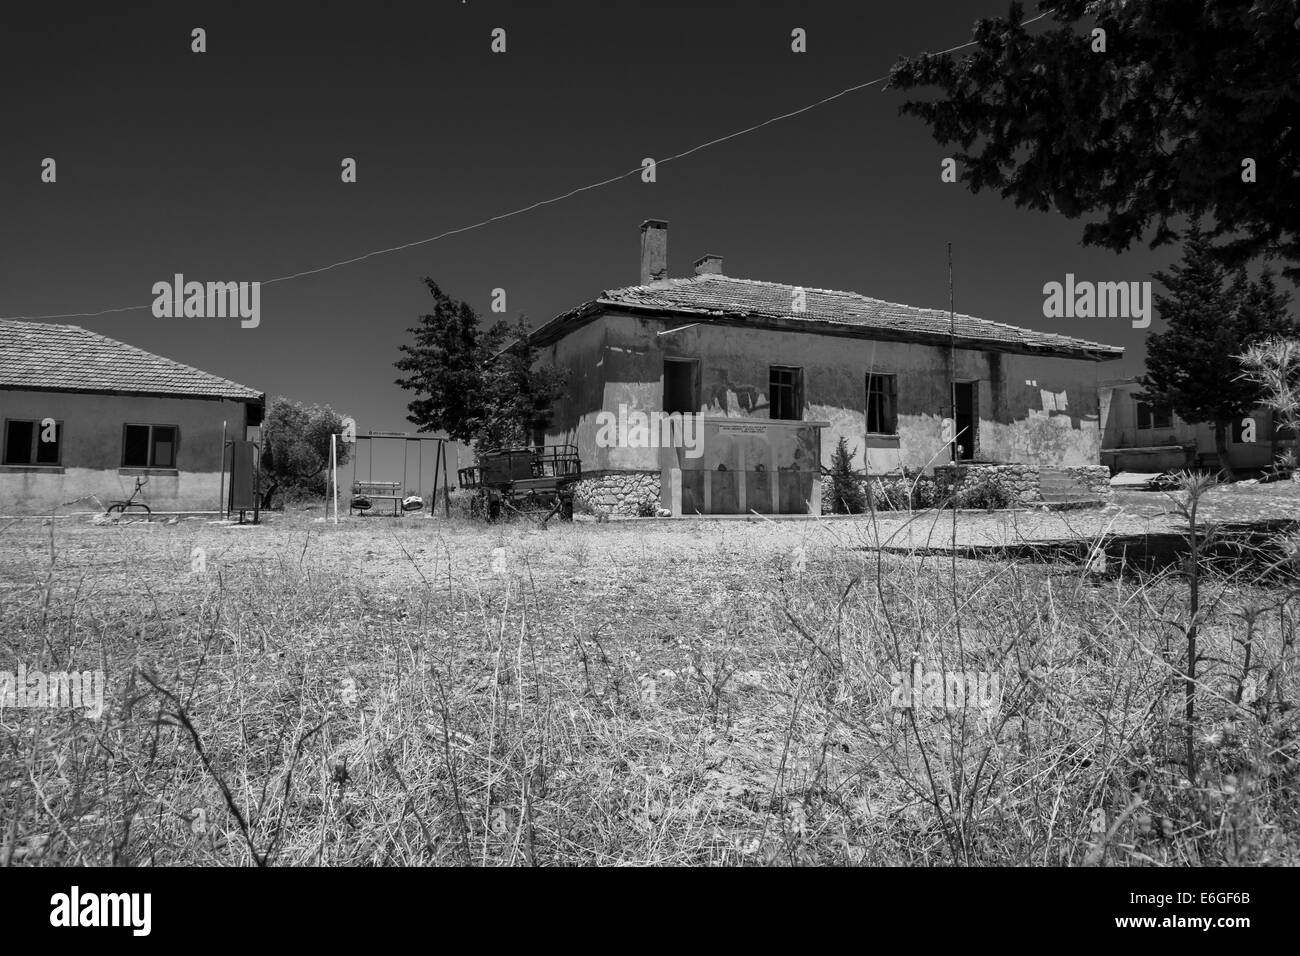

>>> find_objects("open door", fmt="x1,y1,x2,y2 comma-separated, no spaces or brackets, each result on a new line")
953,382,976,461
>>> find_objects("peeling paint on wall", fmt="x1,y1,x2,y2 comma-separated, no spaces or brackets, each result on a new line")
542,312,1114,475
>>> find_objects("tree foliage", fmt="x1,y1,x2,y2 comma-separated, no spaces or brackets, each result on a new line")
1240,336,1300,432
889,0,1300,279
394,278,569,451
1239,335,1300,472
1142,227,1296,469
828,436,867,514
261,396,351,507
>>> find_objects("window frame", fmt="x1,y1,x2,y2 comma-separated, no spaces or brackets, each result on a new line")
3,418,63,466
662,357,700,416
865,372,898,436
768,365,803,421
121,423,180,469
1135,400,1173,431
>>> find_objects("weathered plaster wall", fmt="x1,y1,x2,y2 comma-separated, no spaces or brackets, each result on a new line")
539,319,609,468
1191,419,1276,469
0,390,251,513
975,353,1104,468
542,311,1115,476
1098,381,1277,470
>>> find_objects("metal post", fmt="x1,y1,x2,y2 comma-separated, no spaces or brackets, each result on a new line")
219,420,227,519
434,442,444,520
442,441,451,518
331,433,338,525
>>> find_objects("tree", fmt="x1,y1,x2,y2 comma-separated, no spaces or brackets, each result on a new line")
261,397,351,508
1142,228,1296,474
475,321,570,449
827,436,867,514
394,278,569,451
889,1,1300,280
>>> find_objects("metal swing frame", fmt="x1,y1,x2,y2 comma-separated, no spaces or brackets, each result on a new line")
348,431,452,518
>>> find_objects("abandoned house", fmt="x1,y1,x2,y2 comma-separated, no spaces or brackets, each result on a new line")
1100,378,1285,474
528,220,1125,516
0,319,264,514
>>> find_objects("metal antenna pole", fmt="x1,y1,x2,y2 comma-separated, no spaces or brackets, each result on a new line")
949,242,956,464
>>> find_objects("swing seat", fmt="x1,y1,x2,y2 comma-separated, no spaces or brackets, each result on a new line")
351,496,373,512
401,495,424,512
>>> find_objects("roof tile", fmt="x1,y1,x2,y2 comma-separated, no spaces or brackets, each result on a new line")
0,320,263,401
544,274,1123,359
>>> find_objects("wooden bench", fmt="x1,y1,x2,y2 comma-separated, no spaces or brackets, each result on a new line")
352,480,403,516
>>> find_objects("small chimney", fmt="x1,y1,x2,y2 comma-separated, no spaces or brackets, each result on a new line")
694,254,723,276
640,219,668,285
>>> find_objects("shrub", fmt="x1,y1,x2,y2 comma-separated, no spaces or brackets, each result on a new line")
444,488,475,519
951,475,1012,510
867,471,940,511
260,396,353,509
911,474,939,509
827,437,867,514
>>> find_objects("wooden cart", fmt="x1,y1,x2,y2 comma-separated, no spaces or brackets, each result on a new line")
457,445,581,525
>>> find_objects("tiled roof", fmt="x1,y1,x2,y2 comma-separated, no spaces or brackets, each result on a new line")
0,319,263,401
536,274,1124,360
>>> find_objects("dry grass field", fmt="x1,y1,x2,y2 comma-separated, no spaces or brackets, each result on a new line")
2,487,1298,866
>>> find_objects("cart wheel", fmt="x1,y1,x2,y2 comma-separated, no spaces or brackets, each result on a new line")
487,496,502,522
560,494,574,522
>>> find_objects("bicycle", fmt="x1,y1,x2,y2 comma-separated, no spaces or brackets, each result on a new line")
106,476,152,516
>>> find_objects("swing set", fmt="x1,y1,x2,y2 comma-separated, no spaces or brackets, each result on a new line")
343,431,451,518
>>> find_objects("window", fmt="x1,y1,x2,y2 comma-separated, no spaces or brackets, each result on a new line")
663,358,699,415
866,373,898,434
769,366,803,421
1136,401,1172,430
3,419,62,465
122,424,178,468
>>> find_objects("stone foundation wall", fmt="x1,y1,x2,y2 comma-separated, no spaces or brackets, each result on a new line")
574,470,660,517
818,474,839,515
818,461,1116,513
1060,465,1113,498
933,463,1042,505
618,463,1109,516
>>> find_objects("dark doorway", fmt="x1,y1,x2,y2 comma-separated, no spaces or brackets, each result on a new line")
953,381,976,461
663,359,698,414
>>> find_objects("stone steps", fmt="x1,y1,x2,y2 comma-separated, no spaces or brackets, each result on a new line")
1039,468,1105,506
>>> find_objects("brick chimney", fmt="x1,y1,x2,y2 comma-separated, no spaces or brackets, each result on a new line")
640,219,668,285
694,254,723,275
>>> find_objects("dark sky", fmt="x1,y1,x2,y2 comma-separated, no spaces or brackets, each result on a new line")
1,0,1264,457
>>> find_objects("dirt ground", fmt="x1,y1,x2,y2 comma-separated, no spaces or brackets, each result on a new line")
3,480,1299,602
1,481,1297,865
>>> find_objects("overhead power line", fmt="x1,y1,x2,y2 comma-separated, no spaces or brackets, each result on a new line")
1,9,1054,322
